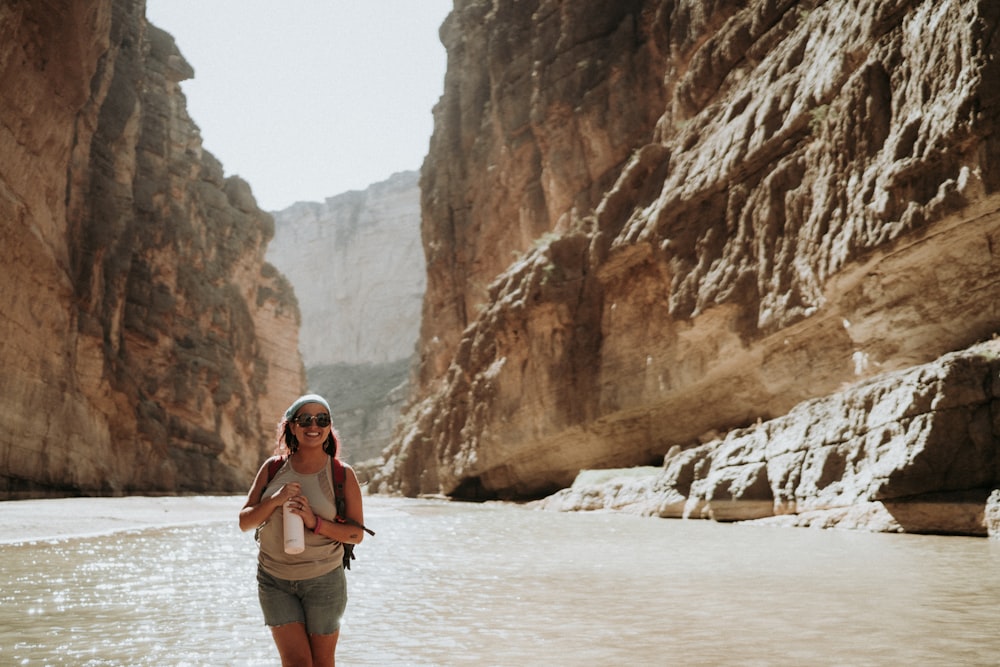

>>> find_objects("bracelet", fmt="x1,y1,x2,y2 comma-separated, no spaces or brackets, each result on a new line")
313,517,322,534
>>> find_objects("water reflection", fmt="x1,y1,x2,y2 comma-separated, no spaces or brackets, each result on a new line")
0,496,997,666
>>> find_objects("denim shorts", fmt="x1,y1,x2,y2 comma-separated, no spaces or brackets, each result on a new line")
257,565,348,635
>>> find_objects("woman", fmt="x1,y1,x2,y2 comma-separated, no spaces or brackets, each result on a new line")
240,394,366,667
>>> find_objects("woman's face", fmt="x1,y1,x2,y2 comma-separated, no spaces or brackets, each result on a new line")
290,403,331,447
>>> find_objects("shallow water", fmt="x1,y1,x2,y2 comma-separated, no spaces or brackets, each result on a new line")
0,495,998,666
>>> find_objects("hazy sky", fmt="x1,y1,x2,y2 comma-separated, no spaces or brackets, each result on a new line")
145,1,452,212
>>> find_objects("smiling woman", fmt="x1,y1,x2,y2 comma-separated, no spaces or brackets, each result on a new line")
239,393,367,667
144,0,452,211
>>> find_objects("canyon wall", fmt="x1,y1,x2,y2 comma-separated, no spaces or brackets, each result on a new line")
538,340,1000,537
374,0,1000,516
0,0,303,498
268,172,425,462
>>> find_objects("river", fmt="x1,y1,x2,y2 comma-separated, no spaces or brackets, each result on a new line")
0,495,997,666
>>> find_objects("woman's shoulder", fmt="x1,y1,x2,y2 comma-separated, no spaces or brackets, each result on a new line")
330,457,355,479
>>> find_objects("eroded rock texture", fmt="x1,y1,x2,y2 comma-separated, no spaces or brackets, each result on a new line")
538,341,1000,536
0,1,303,498
374,0,1000,507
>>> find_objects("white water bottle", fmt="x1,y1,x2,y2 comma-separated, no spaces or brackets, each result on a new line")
283,501,305,554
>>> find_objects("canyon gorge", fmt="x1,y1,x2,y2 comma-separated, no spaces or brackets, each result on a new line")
267,171,425,463
2,0,999,536
369,0,1000,536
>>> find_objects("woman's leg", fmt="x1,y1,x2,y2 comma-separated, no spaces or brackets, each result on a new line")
299,566,347,666
271,622,314,666
308,631,339,667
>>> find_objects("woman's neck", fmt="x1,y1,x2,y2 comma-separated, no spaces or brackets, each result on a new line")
290,448,328,473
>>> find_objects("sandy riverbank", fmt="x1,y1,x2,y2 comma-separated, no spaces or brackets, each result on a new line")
0,495,244,545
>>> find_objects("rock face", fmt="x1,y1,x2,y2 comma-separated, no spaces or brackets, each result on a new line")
537,341,1000,536
374,0,1000,512
267,172,425,462
0,1,303,498
267,172,425,368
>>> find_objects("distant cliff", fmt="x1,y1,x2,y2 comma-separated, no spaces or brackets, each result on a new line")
0,1,303,498
268,171,424,367
268,171,425,462
374,0,1000,530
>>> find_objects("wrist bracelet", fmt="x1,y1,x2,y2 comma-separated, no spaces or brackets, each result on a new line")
313,517,322,534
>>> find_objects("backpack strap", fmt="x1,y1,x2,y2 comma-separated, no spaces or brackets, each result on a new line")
264,455,286,485
329,457,374,535
254,455,287,542
256,455,286,504
331,457,348,522
331,458,354,569
329,457,375,570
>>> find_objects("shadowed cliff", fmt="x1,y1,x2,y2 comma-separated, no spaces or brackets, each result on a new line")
374,0,1000,530
0,1,303,497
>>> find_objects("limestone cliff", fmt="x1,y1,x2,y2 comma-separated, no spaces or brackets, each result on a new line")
268,171,424,368
538,340,1000,536
0,1,303,498
374,0,1000,514
267,171,425,462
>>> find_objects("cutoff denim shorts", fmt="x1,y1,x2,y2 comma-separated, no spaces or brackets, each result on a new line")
257,565,348,635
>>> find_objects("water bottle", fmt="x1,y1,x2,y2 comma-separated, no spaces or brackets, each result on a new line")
283,501,305,554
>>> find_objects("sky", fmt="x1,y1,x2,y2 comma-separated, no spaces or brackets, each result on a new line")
145,1,452,212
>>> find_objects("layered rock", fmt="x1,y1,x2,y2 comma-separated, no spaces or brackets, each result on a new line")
0,1,303,498
267,171,425,462
537,341,1000,536
374,0,1000,509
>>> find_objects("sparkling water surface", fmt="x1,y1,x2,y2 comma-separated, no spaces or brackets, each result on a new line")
0,495,998,666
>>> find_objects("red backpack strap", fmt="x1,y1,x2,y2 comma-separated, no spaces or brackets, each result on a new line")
253,455,287,542
264,455,286,484
331,457,347,519
328,458,373,535
329,457,355,569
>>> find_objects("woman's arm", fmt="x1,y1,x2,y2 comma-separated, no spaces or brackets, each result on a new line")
238,461,300,532
309,464,367,545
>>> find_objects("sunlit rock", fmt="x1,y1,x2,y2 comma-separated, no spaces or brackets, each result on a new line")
0,2,302,497
374,0,1000,516
545,342,1000,536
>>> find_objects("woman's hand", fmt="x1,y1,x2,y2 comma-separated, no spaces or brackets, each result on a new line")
271,482,302,504
281,488,317,530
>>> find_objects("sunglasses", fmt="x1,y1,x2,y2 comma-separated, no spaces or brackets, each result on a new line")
292,413,331,428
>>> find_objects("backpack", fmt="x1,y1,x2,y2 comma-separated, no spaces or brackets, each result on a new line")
264,455,374,570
